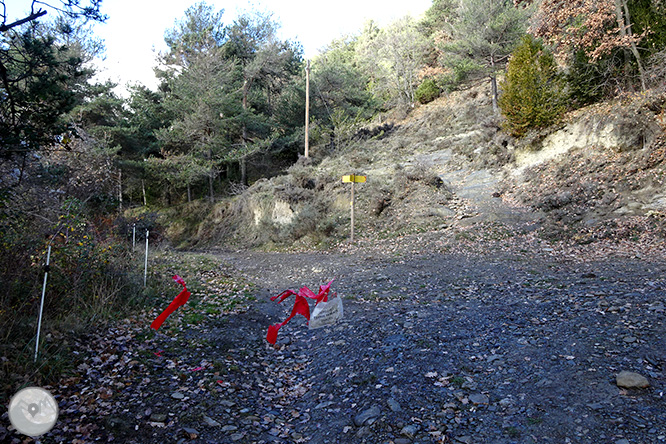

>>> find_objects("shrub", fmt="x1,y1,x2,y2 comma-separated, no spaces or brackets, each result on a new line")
646,49,666,89
499,35,567,137
0,192,145,397
415,78,441,104
566,50,606,107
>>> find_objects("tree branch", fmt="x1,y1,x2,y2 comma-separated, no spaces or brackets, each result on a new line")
0,9,47,32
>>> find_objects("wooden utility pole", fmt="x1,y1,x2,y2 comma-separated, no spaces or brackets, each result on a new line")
304,60,310,158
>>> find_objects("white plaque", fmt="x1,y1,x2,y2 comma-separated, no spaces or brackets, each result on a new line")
309,296,343,329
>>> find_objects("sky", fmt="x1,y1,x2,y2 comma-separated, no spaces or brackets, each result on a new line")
10,0,434,93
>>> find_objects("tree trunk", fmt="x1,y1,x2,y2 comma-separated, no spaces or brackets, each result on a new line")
187,183,192,203
208,148,214,203
219,163,228,184
240,157,247,186
18,151,27,185
142,179,147,206
118,169,123,211
615,0,647,91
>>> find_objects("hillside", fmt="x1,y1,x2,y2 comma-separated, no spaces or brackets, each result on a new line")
163,85,666,250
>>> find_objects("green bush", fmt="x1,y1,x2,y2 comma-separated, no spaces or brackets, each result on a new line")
415,78,441,104
499,35,567,137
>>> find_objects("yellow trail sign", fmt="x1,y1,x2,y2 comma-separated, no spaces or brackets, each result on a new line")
342,175,366,183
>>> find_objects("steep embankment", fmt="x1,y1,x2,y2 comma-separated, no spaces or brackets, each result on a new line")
177,86,666,249
506,95,666,242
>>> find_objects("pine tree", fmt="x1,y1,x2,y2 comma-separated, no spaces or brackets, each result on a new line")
441,0,530,112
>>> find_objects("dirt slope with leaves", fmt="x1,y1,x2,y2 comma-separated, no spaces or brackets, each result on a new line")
176,85,666,250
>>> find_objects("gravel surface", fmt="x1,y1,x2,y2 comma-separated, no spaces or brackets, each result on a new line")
214,237,666,444
5,233,665,444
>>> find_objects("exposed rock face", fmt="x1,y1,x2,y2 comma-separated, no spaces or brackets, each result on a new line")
515,111,661,173
271,200,294,225
252,199,294,226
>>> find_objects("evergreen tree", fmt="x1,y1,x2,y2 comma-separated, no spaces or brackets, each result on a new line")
0,1,106,161
628,0,666,57
312,35,377,120
156,3,239,202
223,10,302,184
566,50,607,107
420,0,457,37
154,3,236,202
309,35,379,148
440,0,530,112
498,35,566,137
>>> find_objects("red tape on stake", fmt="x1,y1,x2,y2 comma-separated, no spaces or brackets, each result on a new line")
266,280,334,344
151,275,191,330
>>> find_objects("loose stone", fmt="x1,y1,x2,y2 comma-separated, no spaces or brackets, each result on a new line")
149,413,167,423
354,406,382,426
388,398,402,412
469,393,490,405
202,415,220,427
401,424,419,438
616,371,649,389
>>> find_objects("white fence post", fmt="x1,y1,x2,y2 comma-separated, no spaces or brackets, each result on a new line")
144,230,149,287
34,245,51,362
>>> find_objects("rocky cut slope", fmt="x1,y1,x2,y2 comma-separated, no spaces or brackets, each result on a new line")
185,85,666,249
504,91,666,243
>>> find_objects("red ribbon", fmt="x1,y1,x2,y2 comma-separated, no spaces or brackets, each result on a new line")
151,275,191,330
266,280,334,344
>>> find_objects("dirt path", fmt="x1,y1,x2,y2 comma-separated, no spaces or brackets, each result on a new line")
7,237,666,444
216,244,666,444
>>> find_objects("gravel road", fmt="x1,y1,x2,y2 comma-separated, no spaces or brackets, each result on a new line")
205,235,666,444
14,234,665,444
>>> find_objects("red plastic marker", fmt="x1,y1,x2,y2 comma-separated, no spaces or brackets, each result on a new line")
151,275,191,330
266,280,334,344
